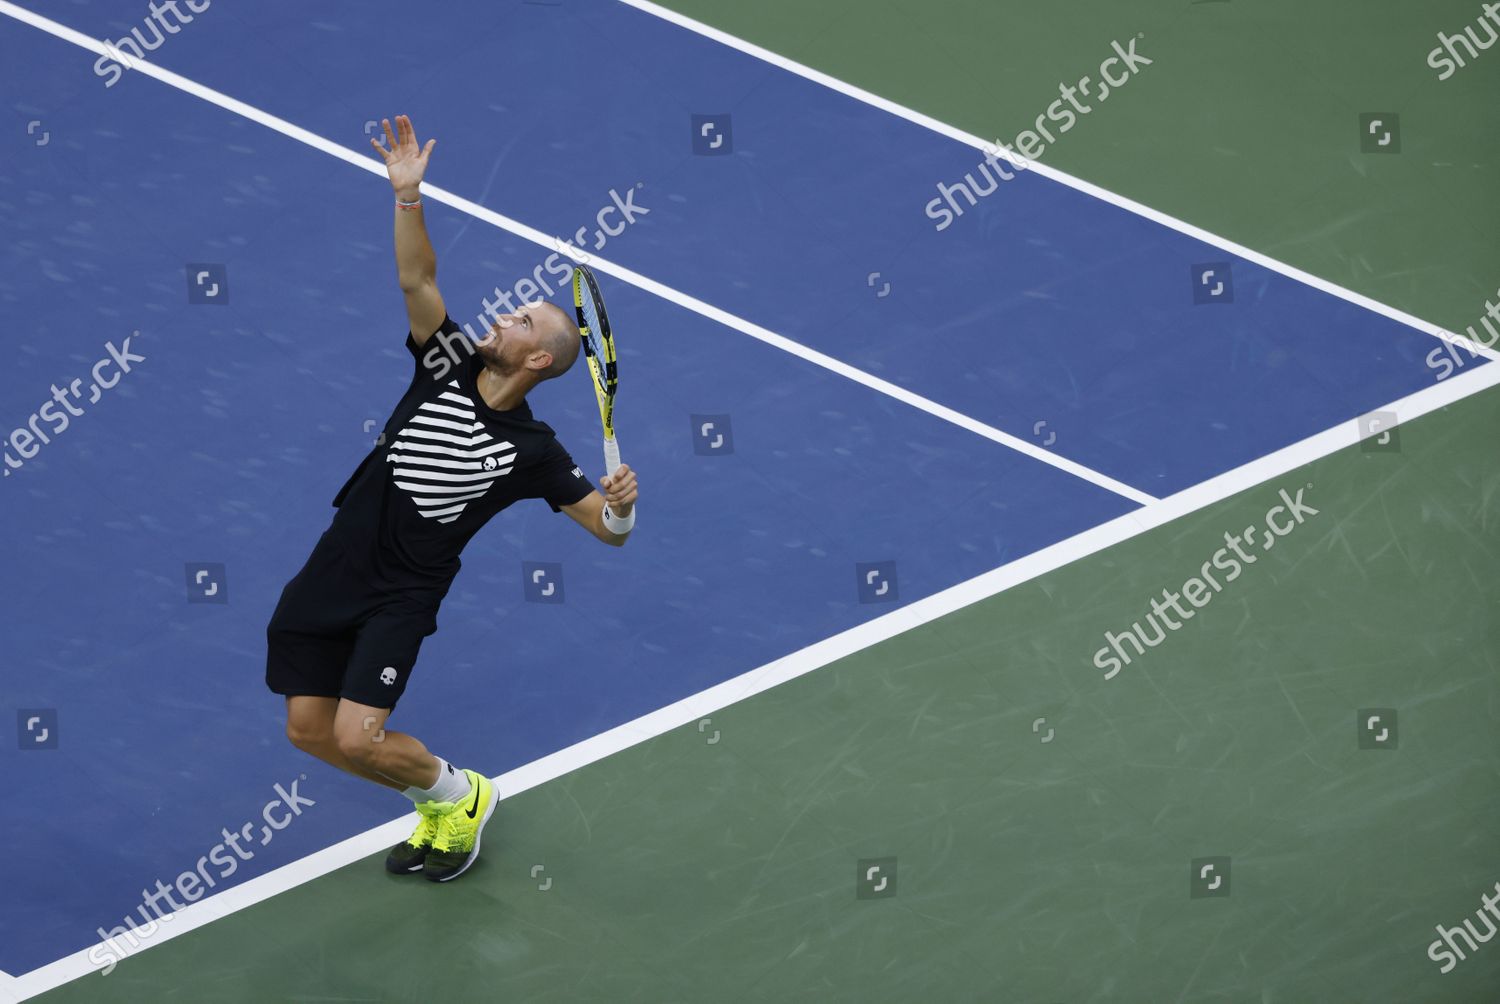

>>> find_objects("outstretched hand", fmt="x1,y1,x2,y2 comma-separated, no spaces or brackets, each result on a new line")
370,115,435,201
601,465,637,517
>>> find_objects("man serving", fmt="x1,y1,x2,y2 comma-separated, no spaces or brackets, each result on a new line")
266,115,638,882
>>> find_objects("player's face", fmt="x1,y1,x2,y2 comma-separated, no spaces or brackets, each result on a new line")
474,304,553,374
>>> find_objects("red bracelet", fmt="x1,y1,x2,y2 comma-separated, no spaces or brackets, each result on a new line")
396,197,422,212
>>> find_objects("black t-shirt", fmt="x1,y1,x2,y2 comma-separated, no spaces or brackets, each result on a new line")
327,315,593,596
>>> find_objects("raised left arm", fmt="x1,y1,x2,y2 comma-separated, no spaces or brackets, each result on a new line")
371,114,446,346
559,465,637,547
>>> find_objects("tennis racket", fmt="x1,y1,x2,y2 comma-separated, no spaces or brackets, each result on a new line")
571,265,620,476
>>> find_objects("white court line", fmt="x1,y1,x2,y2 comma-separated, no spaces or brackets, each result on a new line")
3,3,1497,998
0,0,1156,506
10,363,1499,1003
621,0,1500,367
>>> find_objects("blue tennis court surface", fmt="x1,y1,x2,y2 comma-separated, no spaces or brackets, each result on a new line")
0,0,1470,979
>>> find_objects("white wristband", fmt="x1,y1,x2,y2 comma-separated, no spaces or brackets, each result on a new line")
602,504,635,535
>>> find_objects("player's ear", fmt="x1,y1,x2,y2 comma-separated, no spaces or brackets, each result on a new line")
527,350,554,373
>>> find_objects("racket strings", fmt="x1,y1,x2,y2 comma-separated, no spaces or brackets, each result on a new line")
579,297,616,392
572,267,618,440
578,294,604,348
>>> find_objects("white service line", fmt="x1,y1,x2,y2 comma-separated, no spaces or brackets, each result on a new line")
620,0,1500,367
0,0,1156,507
12,361,1499,1003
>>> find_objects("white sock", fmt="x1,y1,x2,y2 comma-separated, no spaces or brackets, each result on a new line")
403,758,472,806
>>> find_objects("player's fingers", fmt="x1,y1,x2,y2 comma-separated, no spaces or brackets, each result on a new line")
421,138,436,162
381,118,398,150
370,136,390,161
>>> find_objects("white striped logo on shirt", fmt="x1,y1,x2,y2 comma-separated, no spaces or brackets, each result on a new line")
385,382,514,524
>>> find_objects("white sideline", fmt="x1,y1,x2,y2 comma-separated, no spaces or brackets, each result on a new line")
3,1,1499,998
620,0,1500,368
0,0,1157,506
9,356,1499,1003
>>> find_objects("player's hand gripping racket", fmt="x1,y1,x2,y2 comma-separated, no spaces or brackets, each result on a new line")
571,265,620,476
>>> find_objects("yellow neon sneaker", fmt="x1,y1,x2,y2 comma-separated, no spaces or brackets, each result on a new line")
385,800,447,875
423,769,496,882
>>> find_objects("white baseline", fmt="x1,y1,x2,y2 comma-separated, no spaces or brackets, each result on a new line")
2,3,1498,999
9,364,1499,1003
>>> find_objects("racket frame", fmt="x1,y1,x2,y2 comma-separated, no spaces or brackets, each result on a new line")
572,265,620,475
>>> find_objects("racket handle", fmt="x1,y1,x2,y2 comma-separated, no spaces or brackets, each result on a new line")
603,436,621,477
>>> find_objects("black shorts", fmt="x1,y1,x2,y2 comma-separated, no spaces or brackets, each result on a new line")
265,530,442,709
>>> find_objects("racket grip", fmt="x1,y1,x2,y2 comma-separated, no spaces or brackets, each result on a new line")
603,436,621,477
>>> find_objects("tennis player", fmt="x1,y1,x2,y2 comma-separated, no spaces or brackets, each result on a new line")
265,115,638,882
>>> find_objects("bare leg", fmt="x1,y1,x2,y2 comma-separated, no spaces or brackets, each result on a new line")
284,696,406,792
333,699,443,791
